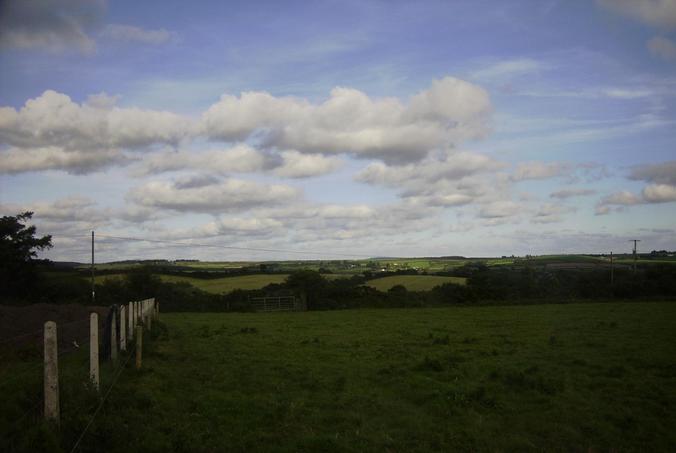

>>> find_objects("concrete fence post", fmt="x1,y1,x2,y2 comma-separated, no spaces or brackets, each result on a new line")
128,302,134,341
90,312,99,391
135,326,143,370
110,310,117,362
43,321,59,424
120,305,126,352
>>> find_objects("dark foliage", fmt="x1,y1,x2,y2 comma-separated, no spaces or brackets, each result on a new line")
0,212,52,302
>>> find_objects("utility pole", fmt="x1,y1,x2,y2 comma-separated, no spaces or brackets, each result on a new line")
91,231,95,303
629,239,640,274
610,251,614,285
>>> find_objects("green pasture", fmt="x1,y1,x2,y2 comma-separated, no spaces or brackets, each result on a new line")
365,275,467,291
160,274,289,293
5,301,674,452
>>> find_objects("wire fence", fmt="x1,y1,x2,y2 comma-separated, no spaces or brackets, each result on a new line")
0,298,159,453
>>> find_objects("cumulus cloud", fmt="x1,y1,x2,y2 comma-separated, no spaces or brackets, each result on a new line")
127,178,301,213
356,151,503,187
0,146,131,174
0,90,192,150
593,161,676,210
550,188,597,199
597,0,676,28
272,151,343,178
355,151,505,207
139,145,267,175
511,161,571,181
531,203,575,224
642,184,676,202
647,36,676,61
600,191,643,206
0,90,194,173
100,24,174,45
202,77,492,163
629,161,676,185
478,201,521,219
0,0,102,54
594,184,676,214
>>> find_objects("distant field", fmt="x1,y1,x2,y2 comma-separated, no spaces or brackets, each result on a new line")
365,275,466,291
96,273,290,293
5,302,674,451
160,274,289,293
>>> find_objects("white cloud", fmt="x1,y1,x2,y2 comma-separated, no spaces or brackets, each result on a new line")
642,184,676,202
550,188,597,199
597,0,676,28
100,24,174,45
470,58,544,82
202,77,492,163
531,203,575,224
127,178,301,213
0,90,193,151
0,0,102,54
511,161,571,181
139,145,267,175
0,146,130,174
273,151,343,178
601,191,643,206
0,90,195,174
479,201,521,219
356,151,503,187
647,36,676,61
629,161,676,185
355,151,506,207
595,165,676,214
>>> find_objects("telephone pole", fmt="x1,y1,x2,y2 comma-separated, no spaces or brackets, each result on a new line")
91,231,95,303
629,239,640,274
610,251,614,285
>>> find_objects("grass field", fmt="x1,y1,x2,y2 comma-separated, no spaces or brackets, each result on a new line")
3,302,676,451
159,274,290,293
95,273,290,293
365,275,467,291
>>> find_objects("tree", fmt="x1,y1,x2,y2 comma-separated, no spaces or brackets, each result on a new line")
285,270,328,309
0,212,52,300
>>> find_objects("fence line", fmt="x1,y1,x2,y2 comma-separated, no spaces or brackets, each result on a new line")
69,350,135,453
3,297,160,452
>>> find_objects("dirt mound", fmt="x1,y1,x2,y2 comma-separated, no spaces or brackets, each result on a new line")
0,304,111,356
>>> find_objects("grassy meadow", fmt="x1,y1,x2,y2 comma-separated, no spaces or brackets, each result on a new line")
365,275,467,291
6,301,674,452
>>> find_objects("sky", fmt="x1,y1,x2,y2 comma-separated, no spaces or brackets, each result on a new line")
0,0,675,262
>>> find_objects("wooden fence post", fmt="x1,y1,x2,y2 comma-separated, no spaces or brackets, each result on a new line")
120,305,126,352
43,321,59,424
128,302,134,341
90,312,99,391
135,326,143,370
110,309,117,362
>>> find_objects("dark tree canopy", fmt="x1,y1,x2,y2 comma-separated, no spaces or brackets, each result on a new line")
0,212,52,300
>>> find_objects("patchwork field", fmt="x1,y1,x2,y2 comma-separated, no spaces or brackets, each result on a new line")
5,301,674,452
365,275,467,291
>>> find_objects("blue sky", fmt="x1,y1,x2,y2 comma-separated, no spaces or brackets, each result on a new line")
1,0,675,261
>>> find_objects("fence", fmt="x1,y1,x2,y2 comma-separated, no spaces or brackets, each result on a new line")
1,297,159,452
248,295,305,312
